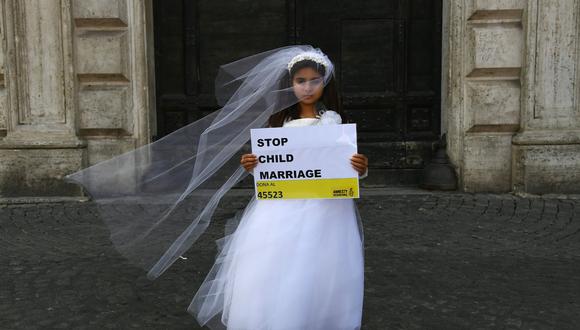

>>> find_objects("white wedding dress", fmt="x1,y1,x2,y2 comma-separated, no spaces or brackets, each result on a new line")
189,114,365,330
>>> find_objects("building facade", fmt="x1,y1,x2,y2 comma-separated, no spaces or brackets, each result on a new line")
0,0,578,197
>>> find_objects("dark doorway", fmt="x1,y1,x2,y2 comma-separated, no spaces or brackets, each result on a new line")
153,0,442,185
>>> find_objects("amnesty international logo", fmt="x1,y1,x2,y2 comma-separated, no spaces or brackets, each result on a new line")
331,186,356,198
332,189,349,197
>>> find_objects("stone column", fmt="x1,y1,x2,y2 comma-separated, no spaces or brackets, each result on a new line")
512,0,580,194
0,0,85,196
0,0,155,197
445,0,526,192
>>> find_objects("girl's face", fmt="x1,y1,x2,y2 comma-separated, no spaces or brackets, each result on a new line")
292,67,324,105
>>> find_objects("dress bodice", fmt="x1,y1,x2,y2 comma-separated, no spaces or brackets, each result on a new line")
283,117,320,128
282,110,342,127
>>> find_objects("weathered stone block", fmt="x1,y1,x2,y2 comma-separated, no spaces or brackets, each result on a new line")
471,24,522,69
463,135,512,192
72,0,127,21
467,81,520,126
0,149,85,197
83,139,139,195
79,88,130,130
76,32,129,74
86,139,135,166
513,144,580,194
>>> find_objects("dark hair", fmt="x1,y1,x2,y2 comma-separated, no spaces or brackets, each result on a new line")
268,59,344,127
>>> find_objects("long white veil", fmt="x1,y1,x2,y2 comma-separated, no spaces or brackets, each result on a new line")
65,45,335,280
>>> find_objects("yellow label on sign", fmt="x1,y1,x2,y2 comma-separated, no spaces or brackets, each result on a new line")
256,178,359,200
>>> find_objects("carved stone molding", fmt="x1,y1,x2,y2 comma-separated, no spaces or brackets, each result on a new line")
1,0,77,142
522,0,580,130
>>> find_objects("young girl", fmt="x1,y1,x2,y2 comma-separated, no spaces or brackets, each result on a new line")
66,46,367,330
189,50,368,329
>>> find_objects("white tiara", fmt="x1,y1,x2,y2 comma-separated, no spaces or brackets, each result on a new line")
287,51,331,72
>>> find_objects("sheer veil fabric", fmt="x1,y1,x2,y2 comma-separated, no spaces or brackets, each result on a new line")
65,45,336,280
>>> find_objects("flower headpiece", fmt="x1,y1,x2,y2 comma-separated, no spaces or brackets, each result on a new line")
287,51,332,73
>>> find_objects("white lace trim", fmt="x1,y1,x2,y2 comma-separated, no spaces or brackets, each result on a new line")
287,51,332,72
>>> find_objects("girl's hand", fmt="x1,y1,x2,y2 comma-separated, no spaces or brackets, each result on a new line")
350,153,368,176
240,154,258,172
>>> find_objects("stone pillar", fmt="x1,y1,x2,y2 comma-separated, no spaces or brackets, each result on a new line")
512,0,580,194
0,0,155,197
445,0,526,192
0,0,85,196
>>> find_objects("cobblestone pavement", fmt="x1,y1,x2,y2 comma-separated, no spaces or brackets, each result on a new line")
1,191,580,329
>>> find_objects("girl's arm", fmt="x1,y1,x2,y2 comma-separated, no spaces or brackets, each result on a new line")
351,154,368,179
241,154,258,173
242,124,271,175
243,124,270,175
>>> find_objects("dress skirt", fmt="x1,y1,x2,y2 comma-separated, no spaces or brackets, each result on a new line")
188,197,364,330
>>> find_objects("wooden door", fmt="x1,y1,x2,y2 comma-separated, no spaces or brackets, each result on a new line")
153,0,290,135
153,0,442,185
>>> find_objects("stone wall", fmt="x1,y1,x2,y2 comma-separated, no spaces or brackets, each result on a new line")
512,0,580,194
0,0,154,197
1,0,578,196
445,0,580,193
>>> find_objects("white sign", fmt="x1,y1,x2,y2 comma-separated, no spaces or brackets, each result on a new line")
250,124,359,199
